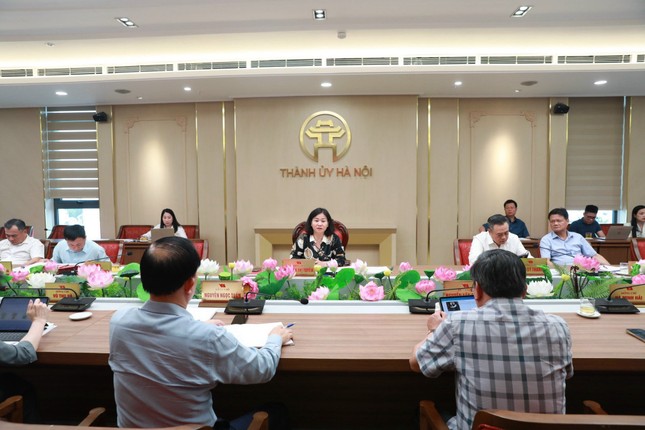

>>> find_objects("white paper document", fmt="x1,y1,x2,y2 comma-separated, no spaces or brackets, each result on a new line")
224,322,293,348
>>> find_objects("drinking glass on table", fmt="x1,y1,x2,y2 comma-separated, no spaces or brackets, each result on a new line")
579,298,596,315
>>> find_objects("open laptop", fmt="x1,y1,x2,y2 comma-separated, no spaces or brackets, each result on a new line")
151,228,175,242
0,296,49,342
440,295,477,313
603,225,632,240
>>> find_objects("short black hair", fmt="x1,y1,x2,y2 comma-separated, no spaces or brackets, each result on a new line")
140,237,200,296
487,214,509,227
3,219,26,231
584,204,599,214
63,225,86,240
548,208,569,220
305,208,335,236
470,249,526,298
503,199,517,208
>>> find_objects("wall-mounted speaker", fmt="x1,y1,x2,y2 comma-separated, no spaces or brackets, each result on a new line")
93,112,109,122
553,103,570,115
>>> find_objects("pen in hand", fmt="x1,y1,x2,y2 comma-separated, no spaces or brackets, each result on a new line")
286,323,295,328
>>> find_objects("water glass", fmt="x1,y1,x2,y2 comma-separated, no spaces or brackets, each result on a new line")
579,298,596,315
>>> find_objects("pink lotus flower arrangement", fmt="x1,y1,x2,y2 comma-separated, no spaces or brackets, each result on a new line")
43,260,58,274
275,265,296,281
262,258,278,272
308,286,330,301
10,267,30,283
359,281,384,301
241,276,259,299
415,279,436,295
351,259,368,277
77,263,114,289
399,262,413,272
232,260,253,277
573,255,600,272
433,266,457,282
632,274,645,285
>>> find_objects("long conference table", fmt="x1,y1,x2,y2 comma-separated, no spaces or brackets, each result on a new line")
5,300,644,429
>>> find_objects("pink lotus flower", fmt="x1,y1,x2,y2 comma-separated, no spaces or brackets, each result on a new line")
308,286,330,301
232,260,253,276
462,265,471,271
87,269,114,289
240,276,259,299
632,274,645,285
399,262,413,272
359,281,384,301
352,259,368,277
77,263,101,279
275,265,296,281
415,279,436,295
326,259,339,272
44,260,58,274
10,268,29,282
573,255,600,272
433,266,457,282
0,264,5,273
262,258,278,272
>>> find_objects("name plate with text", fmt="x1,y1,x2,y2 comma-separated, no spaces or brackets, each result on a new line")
201,280,244,303
522,258,547,276
443,280,474,296
86,260,112,271
0,261,12,273
282,258,315,276
44,282,81,302
610,283,645,305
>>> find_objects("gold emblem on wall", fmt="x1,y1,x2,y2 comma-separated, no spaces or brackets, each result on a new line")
299,111,351,162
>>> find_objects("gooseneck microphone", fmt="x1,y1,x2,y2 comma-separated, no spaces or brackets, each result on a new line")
224,291,309,315
408,286,474,314
595,283,643,314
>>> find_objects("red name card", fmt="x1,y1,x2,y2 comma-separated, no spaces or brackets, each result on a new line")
44,282,80,302
201,280,244,303
610,283,645,305
522,258,547,276
282,258,315,276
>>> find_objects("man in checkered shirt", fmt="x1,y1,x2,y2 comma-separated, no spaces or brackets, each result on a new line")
410,249,573,429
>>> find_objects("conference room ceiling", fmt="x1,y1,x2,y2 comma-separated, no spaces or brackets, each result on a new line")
1,0,644,108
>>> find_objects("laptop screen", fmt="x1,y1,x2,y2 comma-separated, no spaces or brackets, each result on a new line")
440,295,477,313
0,297,49,331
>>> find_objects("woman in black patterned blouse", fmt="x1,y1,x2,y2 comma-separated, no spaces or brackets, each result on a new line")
290,208,346,266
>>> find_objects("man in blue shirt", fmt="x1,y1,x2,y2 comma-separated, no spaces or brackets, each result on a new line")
479,199,530,238
568,204,606,238
540,208,609,266
109,237,293,428
51,225,107,264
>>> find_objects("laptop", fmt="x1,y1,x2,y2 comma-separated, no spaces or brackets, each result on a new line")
440,295,477,313
604,225,632,240
151,228,175,242
0,296,49,342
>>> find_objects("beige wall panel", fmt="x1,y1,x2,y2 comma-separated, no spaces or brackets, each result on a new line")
416,99,428,264
113,104,198,228
224,101,238,261
96,105,116,239
428,99,460,264
548,98,569,217
0,108,45,238
458,99,549,240
626,97,645,215
235,96,417,265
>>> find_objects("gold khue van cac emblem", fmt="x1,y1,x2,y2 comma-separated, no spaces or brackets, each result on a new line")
299,111,351,162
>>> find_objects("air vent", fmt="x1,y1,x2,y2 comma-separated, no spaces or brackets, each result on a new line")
481,56,552,65
178,61,247,71
38,67,102,76
638,54,645,63
1,69,34,78
327,57,398,66
558,55,630,64
403,57,476,65
107,64,173,74
250,59,322,68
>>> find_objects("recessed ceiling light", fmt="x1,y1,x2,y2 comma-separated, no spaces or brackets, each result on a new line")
321,82,332,88
313,9,326,20
511,5,532,17
454,81,463,86
184,87,192,92
55,91,67,96
45,42,55,47
137,96,143,100
115,17,138,28
594,80,608,86
514,89,521,93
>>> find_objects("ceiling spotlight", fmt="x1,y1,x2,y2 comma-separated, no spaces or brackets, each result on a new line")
55,91,67,96
321,82,332,88
313,9,326,20
337,31,346,39
137,96,143,100
184,87,192,92
454,81,463,86
594,80,608,85
514,89,521,93
115,17,138,28
45,42,55,47
511,5,532,17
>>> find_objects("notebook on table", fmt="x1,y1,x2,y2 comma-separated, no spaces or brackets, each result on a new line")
0,296,49,342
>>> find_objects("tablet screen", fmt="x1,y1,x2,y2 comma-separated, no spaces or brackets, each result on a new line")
440,295,476,313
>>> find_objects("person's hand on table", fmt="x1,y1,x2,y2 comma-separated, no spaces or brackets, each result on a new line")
426,311,445,332
27,298,50,323
270,325,293,345
205,319,225,326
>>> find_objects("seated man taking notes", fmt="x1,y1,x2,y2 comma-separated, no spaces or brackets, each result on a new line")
410,249,573,430
540,208,609,266
52,225,107,264
469,214,531,264
109,237,293,428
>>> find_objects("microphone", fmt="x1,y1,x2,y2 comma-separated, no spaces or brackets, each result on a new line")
595,283,643,314
408,286,474,314
224,291,309,315
41,286,97,312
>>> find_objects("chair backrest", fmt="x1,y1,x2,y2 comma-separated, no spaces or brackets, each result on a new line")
45,240,57,259
48,225,66,239
191,239,208,259
117,225,153,239
0,395,23,423
471,409,645,429
182,225,199,239
95,240,123,264
632,238,645,261
454,239,472,265
291,220,349,248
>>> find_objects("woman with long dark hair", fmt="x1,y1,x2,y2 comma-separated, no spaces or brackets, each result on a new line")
142,208,187,239
290,207,346,266
630,205,645,238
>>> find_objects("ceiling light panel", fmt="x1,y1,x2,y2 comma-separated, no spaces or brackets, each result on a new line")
313,9,326,20
511,6,532,17
115,17,138,28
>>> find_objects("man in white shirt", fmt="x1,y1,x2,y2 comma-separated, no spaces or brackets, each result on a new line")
469,214,531,264
0,219,43,266
52,224,107,264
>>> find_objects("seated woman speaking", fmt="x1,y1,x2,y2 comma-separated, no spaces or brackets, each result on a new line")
141,208,187,240
290,208,346,267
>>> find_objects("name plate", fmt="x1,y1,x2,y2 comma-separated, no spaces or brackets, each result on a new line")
443,280,474,296
201,280,244,303
610,283,645,305
86,260,112,271
282,258,315,276
44,282,81,302
0,261,12,273
522,258,547,276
